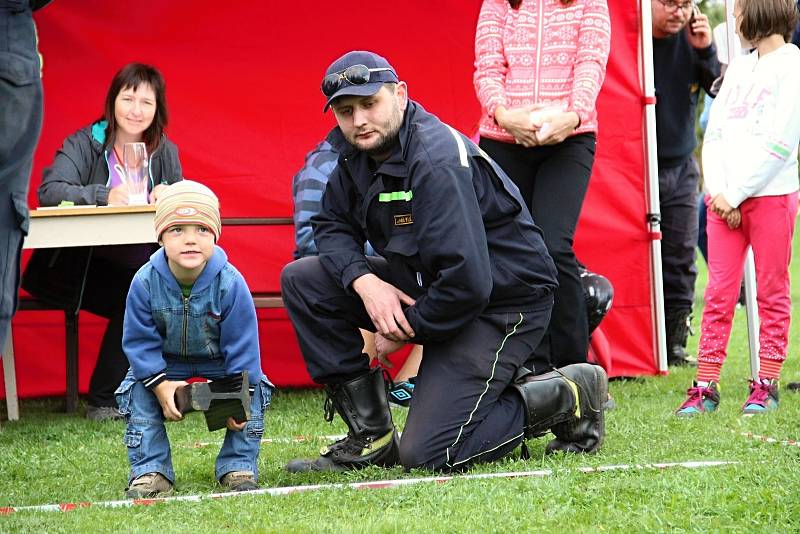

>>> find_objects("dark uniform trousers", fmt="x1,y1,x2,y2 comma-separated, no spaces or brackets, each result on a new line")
658,157,699,313
282,255,553,471
0,6,43,349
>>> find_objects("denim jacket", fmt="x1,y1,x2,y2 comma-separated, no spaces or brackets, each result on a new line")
123,245,266,387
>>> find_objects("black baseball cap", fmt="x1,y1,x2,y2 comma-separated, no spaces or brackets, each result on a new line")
321,50,399,112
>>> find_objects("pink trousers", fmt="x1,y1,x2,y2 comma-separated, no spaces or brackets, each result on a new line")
697,192,798,373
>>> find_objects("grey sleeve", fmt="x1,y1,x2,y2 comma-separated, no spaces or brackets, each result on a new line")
157,138,183,184
38,130,109,206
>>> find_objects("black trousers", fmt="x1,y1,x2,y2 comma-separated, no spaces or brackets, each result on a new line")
480,134,595,373
80,253,139,408
658,158,699,313
281,256,553,471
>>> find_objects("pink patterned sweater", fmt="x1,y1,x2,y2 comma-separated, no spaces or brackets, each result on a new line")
474,0,611,143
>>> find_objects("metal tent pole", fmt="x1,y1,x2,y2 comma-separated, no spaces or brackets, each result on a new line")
640,0,668,373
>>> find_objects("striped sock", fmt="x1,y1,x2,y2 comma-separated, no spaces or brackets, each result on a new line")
696,361,722,384
758,358,784,381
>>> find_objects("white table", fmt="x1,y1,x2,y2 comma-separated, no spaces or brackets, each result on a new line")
24,204,157,249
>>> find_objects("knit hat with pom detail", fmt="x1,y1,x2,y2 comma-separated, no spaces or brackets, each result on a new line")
154,180,221,241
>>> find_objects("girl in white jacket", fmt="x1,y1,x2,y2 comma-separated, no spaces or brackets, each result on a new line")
677,0,800,416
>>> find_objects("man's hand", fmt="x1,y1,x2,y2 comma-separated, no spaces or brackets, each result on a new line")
352,273,416,342
374,333,406,368
107,184,130,206
152,379,189,421
495,105,544,147
686,10,712,49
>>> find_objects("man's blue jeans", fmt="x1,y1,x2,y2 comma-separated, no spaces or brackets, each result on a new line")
115,359,272,485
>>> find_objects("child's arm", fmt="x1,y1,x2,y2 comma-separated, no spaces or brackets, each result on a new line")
123,275,170,380
218,271,262,385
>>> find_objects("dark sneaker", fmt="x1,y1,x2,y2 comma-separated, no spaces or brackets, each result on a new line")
742,379,779,415
666,309,697,367
124,472,173,499
86,405,124,422
668,351,698,367
220,470,259,492
675,381,719,417
388,379,415,408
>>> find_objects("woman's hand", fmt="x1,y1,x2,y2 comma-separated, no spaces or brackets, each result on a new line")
534,110,581,146
149,184,169,203
495,105,541,147
107,184,130,206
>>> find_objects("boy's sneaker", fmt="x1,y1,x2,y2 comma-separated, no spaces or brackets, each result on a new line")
220,470,258,492
742,379,779,415
124,472,173,499
388,378,415,408
675,381,720,417
86,405,124,422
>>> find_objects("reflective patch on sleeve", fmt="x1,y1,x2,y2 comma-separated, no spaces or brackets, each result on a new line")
446,125,469,168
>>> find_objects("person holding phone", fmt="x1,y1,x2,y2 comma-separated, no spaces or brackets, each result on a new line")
650,0,720,366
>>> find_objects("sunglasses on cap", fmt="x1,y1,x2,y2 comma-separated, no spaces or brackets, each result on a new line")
321,64,395,97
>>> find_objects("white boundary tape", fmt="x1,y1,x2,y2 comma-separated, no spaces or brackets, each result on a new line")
736,431,800,448
1,460,736,515
183,435,347,449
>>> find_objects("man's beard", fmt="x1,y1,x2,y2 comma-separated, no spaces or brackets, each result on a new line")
361,127,400,159
348,105,403,160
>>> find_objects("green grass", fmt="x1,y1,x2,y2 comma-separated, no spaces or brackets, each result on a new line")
2,238,800,532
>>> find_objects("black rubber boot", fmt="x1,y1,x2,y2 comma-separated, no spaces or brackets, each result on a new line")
514,363,607,454
666,308,696,367
545,364,607,454
286,368,399,472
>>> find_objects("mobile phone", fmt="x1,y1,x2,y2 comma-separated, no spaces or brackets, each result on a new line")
689,5,699,34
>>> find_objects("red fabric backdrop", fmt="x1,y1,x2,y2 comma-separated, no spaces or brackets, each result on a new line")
2,0,656,400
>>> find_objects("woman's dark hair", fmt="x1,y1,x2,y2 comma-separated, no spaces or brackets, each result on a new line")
737,0,799,44
508,0,573,8
102,63,168,154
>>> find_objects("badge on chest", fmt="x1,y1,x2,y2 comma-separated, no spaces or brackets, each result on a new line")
394,214,413,226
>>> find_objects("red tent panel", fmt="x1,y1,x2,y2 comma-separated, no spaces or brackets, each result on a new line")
2,0,655,400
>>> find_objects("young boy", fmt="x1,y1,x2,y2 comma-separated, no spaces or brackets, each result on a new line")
116,180,272,498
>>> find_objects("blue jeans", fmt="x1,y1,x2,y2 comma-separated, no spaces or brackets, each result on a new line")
115,359,272,484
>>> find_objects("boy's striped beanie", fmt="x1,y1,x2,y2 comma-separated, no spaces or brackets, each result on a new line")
154,180,221,241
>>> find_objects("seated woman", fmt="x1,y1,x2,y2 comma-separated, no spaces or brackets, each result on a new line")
23,63,182,421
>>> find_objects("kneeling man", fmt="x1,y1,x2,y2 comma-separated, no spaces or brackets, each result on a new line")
281,50,608,472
